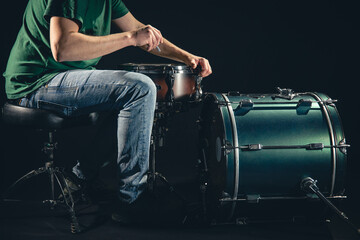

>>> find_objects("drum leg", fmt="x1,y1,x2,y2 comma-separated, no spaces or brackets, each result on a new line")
146,111,191,224
148,135,156,192
148,110,165,192
301,177,360,235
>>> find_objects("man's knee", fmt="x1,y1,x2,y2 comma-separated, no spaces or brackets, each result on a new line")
128,72,157,101
138,74,157,98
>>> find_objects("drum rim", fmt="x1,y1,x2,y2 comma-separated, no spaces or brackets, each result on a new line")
221,93,240,221
304,92,338,196
118,63,195,73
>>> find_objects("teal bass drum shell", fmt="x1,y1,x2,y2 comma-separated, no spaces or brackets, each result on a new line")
199,92,347,221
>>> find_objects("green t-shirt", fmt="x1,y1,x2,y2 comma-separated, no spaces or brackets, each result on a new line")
3,0,129,99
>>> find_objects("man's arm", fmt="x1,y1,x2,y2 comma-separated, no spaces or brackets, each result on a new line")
112,13,212,77
50,14,162,62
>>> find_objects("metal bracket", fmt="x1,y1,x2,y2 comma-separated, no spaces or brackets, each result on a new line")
168,68,175,101
195,76,203,100
296,99,312,115
273,87,298,100
223,140,233,155
237,99,254,109
306,143,325,150
246,194,261,203
297,99,313,106
323,98,338,107
241,144,263,151
234,99,254,115
338,139,350,154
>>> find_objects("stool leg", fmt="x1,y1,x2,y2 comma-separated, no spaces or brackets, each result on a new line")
44,162,56,207
44,132,56,202
41,163,66,208
5,167,47,197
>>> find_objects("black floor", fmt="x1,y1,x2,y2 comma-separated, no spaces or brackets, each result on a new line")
1,176,359,240
0,203,359,240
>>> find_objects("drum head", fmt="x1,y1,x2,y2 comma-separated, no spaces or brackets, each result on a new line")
118,63,195,74
199,94,230,219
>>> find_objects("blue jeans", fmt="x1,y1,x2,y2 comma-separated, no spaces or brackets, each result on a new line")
18,69,157,203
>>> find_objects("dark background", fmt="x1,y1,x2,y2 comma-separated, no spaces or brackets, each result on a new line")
0,0,359,238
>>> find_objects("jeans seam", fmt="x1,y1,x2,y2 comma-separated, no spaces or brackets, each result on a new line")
83,70,95,86
57,71,70,87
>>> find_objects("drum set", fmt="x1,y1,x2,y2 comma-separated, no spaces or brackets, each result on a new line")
118,63,355,229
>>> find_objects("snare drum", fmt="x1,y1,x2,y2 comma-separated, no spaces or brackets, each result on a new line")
198,89,348,221
119,63,202,102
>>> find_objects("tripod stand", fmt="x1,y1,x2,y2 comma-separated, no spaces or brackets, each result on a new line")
3,131,82,233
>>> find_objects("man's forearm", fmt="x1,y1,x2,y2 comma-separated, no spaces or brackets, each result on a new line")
52,31,135,62
146,38,193,64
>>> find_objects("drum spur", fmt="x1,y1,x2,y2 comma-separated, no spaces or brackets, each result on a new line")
301,177,360,236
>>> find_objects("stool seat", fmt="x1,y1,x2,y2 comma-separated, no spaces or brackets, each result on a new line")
2,102,99,130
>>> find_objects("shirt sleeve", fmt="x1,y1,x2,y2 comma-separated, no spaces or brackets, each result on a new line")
43,0,87,27
112,0,129,19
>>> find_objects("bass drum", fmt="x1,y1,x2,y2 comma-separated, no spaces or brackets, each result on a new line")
198,90,348,222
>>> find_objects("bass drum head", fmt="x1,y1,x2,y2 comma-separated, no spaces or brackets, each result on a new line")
199,93,233,221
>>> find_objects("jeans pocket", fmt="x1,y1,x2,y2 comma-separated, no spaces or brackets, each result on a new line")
38,100,76,117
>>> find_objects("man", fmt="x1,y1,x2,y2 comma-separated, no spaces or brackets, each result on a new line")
3,0,211,223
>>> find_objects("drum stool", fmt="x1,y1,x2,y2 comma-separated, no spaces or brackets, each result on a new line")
1,102,100,233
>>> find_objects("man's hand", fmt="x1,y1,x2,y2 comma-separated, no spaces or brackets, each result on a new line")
185,55,212,78
131,25,163,52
